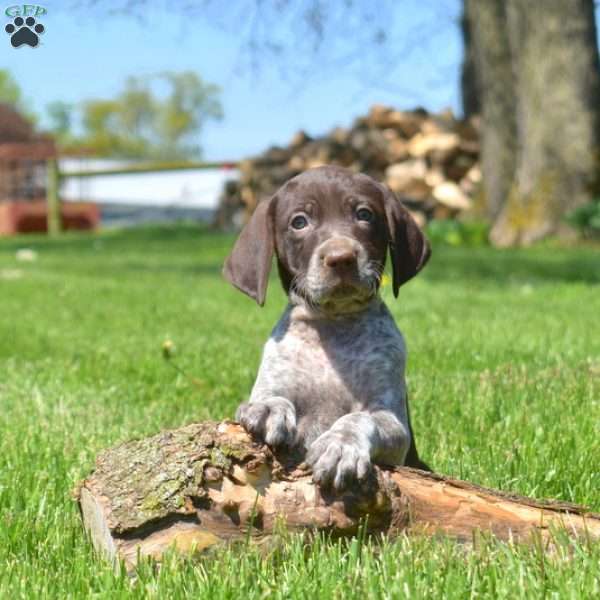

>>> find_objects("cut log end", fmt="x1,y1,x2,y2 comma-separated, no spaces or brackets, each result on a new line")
76,420,600,570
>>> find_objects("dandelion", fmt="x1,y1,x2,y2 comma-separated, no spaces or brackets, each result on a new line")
161,339,204,389
380,273,391,287
161,339,176,360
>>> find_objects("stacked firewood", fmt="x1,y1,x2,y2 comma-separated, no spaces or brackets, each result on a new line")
214,105,481,230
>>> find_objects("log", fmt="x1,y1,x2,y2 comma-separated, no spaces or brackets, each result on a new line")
76,420,600,570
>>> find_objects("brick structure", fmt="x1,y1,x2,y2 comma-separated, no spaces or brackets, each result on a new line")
0,103,98,235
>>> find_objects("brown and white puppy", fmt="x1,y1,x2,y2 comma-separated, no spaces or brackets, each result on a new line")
223,165,430,490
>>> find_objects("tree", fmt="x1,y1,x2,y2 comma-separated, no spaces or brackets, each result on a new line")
80,98,131,157
0,70,23,107
46,101,74,139
81,1,600,244
463,0,600,246
156,71,223,159
0,69,38,126
461,0,516,225
58,71,223,159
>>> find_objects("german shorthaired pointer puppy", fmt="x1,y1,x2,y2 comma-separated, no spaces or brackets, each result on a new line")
224,165,431,490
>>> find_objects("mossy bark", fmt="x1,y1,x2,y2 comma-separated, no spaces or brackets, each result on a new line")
462,0,600,246
490,0,600,246
462,0,517,221
459,4,481,119
77,421,600,571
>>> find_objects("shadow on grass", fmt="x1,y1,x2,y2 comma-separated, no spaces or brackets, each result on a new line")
84,242,599,286
81,261,226,278
0,223,231,254
425,245,600,285
1,225,598,285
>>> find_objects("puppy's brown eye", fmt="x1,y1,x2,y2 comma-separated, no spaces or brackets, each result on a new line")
356,207,373,222
291,215,308,230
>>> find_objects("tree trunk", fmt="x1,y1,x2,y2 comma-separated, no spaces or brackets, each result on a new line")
490,0,600,246
459,6,481,119
462,0,518,221
76,421,600,571
462,0,600,245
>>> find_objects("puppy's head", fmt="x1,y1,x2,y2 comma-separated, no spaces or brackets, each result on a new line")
223,166,430,314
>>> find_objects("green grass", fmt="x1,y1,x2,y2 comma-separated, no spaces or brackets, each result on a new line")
1,224,599,599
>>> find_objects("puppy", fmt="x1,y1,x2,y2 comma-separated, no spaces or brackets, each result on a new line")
224,165,431,490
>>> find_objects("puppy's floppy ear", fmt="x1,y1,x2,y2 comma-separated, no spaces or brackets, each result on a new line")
223,196,276,306
381,185,431,297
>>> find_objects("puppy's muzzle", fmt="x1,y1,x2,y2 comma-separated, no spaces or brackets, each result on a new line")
318,237,359,278
302,235,375,313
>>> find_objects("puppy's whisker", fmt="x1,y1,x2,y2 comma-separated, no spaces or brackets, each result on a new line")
367,260,385,281
290,275,319,312
362,260,385,298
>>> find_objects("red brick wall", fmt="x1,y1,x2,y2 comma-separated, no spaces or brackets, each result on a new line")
0,201,99,235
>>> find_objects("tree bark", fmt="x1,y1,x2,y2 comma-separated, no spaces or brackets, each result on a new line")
462,0,518,221
490,0,600,246
462,0,600,245
459,6,481,119
76,421,600,571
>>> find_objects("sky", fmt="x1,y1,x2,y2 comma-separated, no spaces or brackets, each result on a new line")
1,1,471,160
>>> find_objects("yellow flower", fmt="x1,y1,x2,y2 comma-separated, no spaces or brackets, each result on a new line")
381,274,391,287
162,339,176,360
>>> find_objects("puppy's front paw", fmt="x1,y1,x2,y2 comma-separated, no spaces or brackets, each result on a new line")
306,431,372,491
236,397,297,448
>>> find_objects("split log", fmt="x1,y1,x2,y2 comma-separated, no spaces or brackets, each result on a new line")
76,421,600,570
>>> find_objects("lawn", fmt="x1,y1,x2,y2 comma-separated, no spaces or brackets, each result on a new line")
0,224,599,599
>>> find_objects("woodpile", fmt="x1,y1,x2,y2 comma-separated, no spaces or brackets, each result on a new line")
215,105,481,229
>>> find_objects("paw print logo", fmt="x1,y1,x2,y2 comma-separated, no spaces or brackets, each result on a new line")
5,16,45,48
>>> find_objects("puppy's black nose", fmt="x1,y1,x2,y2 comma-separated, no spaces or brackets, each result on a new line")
323,247,357,269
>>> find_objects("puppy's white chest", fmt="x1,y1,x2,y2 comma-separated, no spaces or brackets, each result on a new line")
276,325,355,391
248,301,409,450
256,303,405,409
